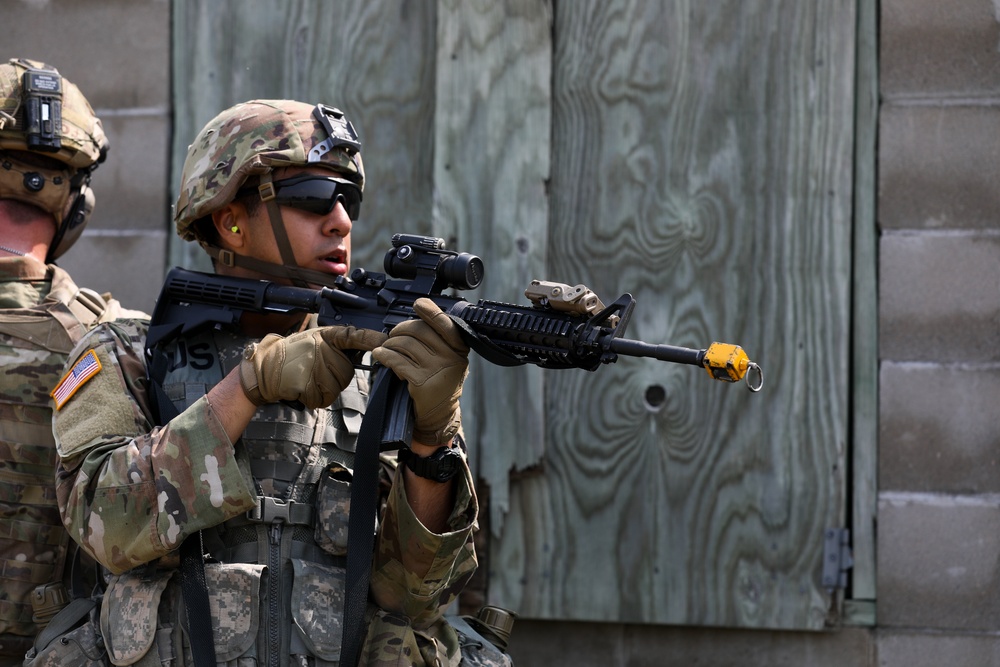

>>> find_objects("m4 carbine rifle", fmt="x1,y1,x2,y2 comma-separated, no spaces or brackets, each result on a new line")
147,233,762,438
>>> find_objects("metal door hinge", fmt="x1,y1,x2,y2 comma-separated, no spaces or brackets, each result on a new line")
822,528,853,591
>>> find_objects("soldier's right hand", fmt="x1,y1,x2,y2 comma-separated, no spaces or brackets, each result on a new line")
239,326,388,409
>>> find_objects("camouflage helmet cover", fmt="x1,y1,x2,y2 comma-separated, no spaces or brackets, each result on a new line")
0,58,108,169
0,58,109,261
174,99,365,242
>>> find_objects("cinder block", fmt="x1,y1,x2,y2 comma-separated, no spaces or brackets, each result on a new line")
879,106,1000,230
507,621,875,667
880,362,1000,493
877,492,1000,630
879,233,1000,362
3,0,170,108
881,0,1000,98
879,630,1000,667
57,230,167,313
90,112,172,232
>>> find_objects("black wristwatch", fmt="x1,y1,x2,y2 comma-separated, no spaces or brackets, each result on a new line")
397,446,462,483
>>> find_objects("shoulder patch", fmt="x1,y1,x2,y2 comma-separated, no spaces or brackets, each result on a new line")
51,349,102,410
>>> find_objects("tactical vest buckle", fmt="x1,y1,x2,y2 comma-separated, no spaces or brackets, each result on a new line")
246,496,314,526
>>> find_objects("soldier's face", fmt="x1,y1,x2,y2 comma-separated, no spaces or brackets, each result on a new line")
242,166,353,280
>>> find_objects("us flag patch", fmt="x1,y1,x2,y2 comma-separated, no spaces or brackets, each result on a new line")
51,349,102,411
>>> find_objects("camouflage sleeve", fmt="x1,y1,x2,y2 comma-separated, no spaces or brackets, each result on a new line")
369,447,479,629
52,321,256,574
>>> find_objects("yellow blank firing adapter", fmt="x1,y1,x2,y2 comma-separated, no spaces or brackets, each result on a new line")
702,342,764,392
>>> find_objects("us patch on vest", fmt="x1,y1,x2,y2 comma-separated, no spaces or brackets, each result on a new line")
51,349,102,410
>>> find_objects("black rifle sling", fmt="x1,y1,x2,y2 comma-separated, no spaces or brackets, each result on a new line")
339,366,394,667
146,332,217,667
179,535,217,667
27,547,97,660
344,309,512,647
446,313,525,367
338,316,515,666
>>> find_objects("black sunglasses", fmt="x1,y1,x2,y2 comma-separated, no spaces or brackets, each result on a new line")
241,174,362,220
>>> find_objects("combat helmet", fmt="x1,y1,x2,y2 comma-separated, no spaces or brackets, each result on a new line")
0,58,109,262
174,99,364,287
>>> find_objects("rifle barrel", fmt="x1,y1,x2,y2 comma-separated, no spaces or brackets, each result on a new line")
610,338,704,367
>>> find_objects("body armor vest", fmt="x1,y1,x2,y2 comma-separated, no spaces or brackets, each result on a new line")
143,324,368,666
98,319,511,667
0,262,115,657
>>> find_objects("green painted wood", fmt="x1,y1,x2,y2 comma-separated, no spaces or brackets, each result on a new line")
488,0,856,629
169,0,865,631
433,0,553,539
169,0,437,272
850,0,878,609
844,600,877,627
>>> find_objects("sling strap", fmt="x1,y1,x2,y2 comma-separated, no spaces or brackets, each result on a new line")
178,534,217,667
339,367,406,667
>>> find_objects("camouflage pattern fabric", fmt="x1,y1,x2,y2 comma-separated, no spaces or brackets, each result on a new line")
0,58,108,170
174,99,364,241
447,616,515,667
20,605,105,667
53,320,257,573
0,59,110,245
52,313,480,666
0,256,139,661
100,569,173,664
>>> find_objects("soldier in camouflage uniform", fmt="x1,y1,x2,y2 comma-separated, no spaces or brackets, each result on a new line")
51,99,510,667
0,58,145,665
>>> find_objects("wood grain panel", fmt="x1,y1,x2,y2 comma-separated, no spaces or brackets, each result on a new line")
170,0,862,631
433,0,553,536
169,0,437,271
490,0,855,629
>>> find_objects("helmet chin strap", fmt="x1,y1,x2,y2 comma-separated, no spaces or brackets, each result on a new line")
202,172,345,288
257,172,311,288
201,244,344,288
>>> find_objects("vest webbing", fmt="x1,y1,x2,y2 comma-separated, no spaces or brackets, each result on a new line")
0,264,110,652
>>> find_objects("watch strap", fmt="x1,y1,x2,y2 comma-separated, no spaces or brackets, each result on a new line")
397,445,461,482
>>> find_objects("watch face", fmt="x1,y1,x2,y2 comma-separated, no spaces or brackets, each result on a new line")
434,451,459,481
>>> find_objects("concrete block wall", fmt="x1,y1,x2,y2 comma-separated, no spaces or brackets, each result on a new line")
4,0,171,313
878,1,1000,665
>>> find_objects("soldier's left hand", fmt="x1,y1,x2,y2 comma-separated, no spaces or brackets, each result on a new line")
372,298,469,445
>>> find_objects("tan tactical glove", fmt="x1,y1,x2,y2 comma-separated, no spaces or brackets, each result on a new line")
372,298,470,445
240,326,387,409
